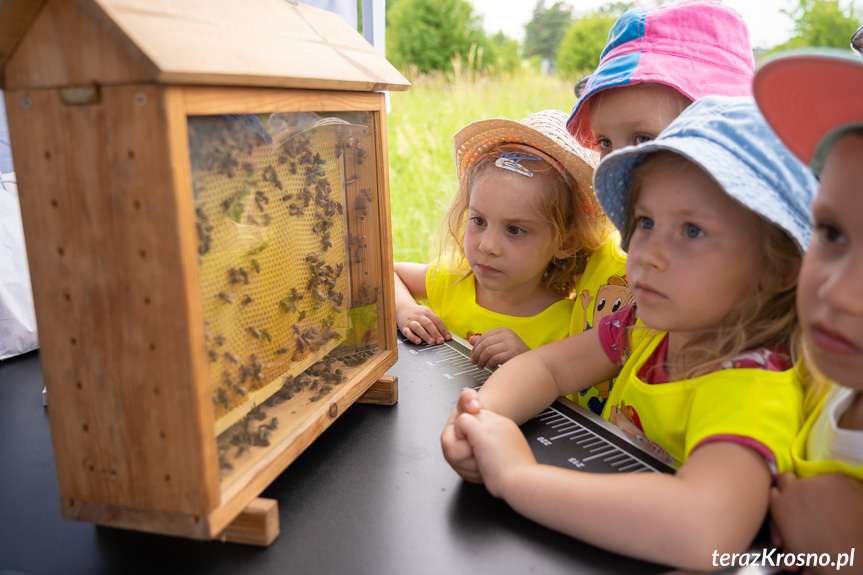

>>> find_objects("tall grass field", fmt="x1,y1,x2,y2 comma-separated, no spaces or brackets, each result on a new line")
386,69,578,263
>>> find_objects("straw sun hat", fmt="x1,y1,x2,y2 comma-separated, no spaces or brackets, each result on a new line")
453,109,600,209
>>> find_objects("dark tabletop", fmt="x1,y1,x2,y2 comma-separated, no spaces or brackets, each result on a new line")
0,338,675,575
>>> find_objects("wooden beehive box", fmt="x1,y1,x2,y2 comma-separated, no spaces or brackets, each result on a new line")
1,0,409,544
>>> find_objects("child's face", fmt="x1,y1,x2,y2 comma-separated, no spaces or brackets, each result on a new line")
589,84,687,160
797,133,863,389
465,171,565,299
625,161,763,345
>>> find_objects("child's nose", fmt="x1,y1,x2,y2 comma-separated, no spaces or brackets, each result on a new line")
629,231,668,271
478,231,500,255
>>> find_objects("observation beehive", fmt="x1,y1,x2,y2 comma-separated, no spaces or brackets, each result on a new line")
1,0,409,544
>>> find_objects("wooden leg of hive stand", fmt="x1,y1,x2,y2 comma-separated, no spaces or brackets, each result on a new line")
356,375,398,406
219,497,280,546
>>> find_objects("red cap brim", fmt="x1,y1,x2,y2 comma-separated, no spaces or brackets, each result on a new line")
754,49,863,167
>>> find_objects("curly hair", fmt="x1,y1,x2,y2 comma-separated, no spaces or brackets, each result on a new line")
437,143,613,298
622,151,802,380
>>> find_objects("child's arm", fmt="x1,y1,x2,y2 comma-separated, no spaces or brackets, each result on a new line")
393,262,451,345
770,472,863,574
472,327,619,417
457,409,773,570
441,330,619,482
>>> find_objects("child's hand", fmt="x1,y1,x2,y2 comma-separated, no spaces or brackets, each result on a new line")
468,328,530,368
770,472,863,573
397,303,451,345
441,389,484,483
453,406,536,498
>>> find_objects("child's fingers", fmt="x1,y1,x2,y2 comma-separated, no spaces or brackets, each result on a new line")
469,334,493,367
432,316,452,341
471,338,506,368
415,315,447,344
453,411,480,439
456,388,483,415
400,325,424,344
440,420,482,483
469,329,526,368
402,316,443,345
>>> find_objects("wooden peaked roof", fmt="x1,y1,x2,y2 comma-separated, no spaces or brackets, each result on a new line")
0,0,410,92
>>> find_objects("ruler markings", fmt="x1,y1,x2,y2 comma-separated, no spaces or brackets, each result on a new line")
397,335,675,475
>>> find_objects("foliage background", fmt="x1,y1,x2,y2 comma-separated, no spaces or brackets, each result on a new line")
387,69,577,262
383,0,861,263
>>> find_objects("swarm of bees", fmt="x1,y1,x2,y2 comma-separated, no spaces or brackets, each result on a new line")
192,114,383,478
216,356,349,476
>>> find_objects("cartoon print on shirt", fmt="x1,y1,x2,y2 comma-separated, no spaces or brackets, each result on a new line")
579,276,633,332
578,276,633,415
609,400,675,465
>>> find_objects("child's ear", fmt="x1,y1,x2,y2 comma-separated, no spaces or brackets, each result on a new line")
555,232,583,260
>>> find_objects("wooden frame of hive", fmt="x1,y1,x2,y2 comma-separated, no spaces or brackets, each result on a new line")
1,0,409,544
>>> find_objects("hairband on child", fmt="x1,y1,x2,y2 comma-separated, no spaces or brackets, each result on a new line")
466,143,599,218
472,151,542,177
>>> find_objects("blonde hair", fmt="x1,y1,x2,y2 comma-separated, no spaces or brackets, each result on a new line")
437,144,613,298
793,331,832,417
575,83,693,150
622,152,802,380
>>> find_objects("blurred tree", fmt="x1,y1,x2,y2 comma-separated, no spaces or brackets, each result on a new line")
484,31,523,75
386,0,485,75
556,13,616,81
594,2,638,15
524,1,573,67
775,0,860,50
556,4,633,81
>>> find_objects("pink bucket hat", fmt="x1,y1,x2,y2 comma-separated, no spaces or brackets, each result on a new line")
566,0,755,147
754,48,863,175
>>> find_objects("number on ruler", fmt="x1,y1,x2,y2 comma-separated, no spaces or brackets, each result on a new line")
426,361,435,366
536,436,552,446
568,457,585,469
443,374,453,379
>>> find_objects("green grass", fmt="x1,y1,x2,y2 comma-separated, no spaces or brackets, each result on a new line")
386,68,577,263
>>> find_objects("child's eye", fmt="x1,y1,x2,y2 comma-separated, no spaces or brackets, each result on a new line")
636,216,653,230
634,134,654,145
470,216,486,227
817,223,846,245
684,224,703,238
595,137,612,150
506,225,524,236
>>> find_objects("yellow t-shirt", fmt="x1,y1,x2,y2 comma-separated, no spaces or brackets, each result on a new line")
792,383,863,480
566,231,629,413
424,266,574,350
600,327,804,473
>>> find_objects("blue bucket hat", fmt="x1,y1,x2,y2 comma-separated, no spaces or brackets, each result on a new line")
593,95,818,253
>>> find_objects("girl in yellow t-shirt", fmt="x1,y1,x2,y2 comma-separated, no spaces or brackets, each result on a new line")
441,96,819,570
394,110,620,368
755,49,863,571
